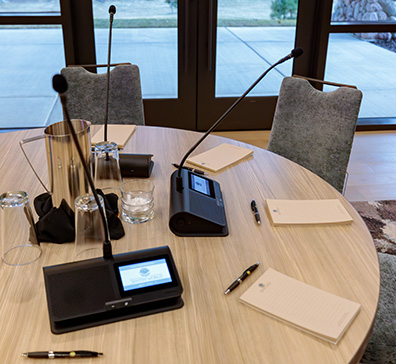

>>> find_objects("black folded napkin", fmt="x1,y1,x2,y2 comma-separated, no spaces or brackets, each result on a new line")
96,189,125,240
34,190,125,243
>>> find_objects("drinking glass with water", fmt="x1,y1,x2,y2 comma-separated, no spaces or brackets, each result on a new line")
120,180,154,224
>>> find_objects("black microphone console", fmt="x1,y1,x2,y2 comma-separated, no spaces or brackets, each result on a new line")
169,48,303,237
169,168,228,236
119,153,154,177
43,246,183,334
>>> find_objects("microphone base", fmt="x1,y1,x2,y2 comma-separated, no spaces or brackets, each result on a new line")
43,246,183,334
169,169,228,237
91,153,154,178
119,153,154,178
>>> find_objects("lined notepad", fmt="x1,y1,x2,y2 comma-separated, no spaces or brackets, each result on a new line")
186,143,253,172
265,199,353,226
91,125,136,148
240,268,361,344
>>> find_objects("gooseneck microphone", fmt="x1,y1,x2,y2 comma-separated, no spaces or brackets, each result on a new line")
109,4,116,19
277,47,303,64
104,4,116,142
52,74,113,260
98,4,154,178
46,78,183,336
175,47,303,192
169,48,303,236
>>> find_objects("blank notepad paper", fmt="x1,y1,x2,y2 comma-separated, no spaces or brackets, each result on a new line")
91,125,136,148
186,143,253,172
265,199,353,226
240,268,361,344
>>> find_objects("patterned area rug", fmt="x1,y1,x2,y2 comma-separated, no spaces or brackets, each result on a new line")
352,201,396,364
351,200,396,256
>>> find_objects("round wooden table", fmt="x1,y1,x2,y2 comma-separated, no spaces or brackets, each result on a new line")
0,125,379,363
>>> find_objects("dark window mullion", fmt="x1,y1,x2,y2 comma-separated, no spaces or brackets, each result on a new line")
0,15,61,25
330,22,396,33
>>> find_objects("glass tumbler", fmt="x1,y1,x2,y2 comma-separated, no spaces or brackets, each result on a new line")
94,141,122,191
0,191,41,266
120,180,155,224
74,193,107,260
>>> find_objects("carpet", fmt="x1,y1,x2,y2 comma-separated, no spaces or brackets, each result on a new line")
351,201,396,364
351,200,396,256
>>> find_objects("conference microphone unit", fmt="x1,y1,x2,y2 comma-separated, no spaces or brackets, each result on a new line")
43,244,183,334
169,48,303,237
45,74,183,334
53,74,112,259
104,4,116,141
101,4,154,177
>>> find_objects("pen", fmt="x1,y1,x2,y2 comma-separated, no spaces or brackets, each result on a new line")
224,262,260,295
21,351,103,359
251,199,261,225
172,163,206,175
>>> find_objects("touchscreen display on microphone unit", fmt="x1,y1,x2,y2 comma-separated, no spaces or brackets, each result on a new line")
189,173,215,198
118,258,172,292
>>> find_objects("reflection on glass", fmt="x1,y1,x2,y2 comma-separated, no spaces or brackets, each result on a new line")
332,0,396,23
325,33,396,118
0,26,65,128
92,0,178,99
0,0,60,13
216,0,298,97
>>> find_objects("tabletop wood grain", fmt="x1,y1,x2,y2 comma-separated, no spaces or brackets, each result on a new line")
0,125,379,364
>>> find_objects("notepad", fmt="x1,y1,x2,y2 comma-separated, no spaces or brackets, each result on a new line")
91,125,136,148
240,268,360,344
186,143,253,172
265,199,353,226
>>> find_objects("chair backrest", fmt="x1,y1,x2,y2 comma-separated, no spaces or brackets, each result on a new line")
60,64,145,125
267,76,363,193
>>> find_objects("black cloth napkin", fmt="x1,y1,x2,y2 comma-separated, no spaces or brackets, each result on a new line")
97,189,125,240
34,190,125,243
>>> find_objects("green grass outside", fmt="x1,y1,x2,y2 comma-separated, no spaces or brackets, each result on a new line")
93,18,296,28
0,18,296,29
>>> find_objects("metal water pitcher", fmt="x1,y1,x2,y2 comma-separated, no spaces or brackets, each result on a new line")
20,119,92,210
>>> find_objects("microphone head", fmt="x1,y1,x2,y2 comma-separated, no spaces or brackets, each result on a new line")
291,48,303,59
109,5,116,14
52,74,68,94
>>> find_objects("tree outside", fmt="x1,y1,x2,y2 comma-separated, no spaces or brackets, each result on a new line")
270,0,298,20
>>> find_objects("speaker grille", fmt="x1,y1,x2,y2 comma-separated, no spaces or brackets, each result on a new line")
45,265,114,322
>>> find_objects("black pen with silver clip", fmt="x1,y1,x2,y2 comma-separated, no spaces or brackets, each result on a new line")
224,262,260,295
251,199,261,225
21,350,103,359
172,163,207,175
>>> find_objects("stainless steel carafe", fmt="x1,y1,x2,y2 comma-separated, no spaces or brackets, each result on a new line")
20,119,92,210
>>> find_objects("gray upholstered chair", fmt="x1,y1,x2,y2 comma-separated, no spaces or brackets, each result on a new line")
361,253,396,364
60,63,145,125
267,76,362,193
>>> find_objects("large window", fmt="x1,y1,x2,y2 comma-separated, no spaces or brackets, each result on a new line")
92,1,178,99
216,0,297,97
0,0,64,128
2,0,396,130
0,27,64,128
197,0,300,130
325,33,396,119
296,0,396,128
329,0,396,120
0,0,301,130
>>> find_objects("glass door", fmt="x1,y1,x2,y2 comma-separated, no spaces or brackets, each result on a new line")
196,0,300,130
0,0,303,131
86,0,301,131
0,0,66,129
295,0,396,128
328,0,396,124
89,0,197,130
